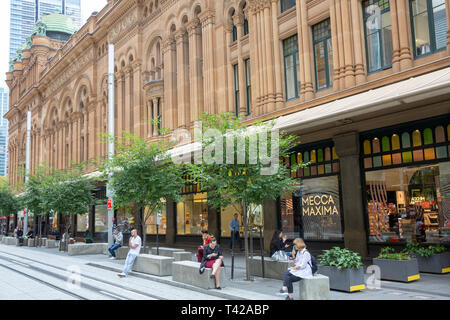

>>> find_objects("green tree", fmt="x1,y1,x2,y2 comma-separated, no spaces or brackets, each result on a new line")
101,131,184,252
0,185,21,218
186,113,303,280
40,166,97,251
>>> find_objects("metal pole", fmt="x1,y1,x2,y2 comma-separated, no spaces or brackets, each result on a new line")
156,224,159,255
259,226,264,278
24,111,31,237
231,230,235,280
243,200,250,281
107,44,115,247
250,226,254,281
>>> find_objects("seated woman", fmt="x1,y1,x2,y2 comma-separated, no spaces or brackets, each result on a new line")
278,238,312,300
270,230,293,260
200,237,224,290
197,230,211,262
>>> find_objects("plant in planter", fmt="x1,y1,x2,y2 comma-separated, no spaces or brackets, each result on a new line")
317,247,365,292
373,247,420,282
405,242,449,274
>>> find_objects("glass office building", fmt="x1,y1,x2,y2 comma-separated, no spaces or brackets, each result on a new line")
9,0,81,61
0,87,9,177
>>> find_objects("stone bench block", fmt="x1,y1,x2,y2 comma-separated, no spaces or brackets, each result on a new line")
105,246,129,260
0,235,3,241
27,239,36,247
46,239,57,248
132,254,174,276
68,243,108,256
250,256,294,280
173,251,193,262
172,261,226,290
151,247,186,257
15,238,27,246
299,274,330,300
2,237,15,245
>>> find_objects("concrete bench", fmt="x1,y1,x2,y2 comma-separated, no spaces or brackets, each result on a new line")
27,238,36,247
46,239,58,248
40,238,47,247
250,256,294,280
15,238,27,246
104,246,129,260
298,274,330,300
68,243,108,256
173,251,193,262
2,237,15,245
172,261,226,290
151,247,186,258
132,254,174,276
0,235,3,241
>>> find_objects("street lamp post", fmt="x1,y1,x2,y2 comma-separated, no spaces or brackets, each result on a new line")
107,44,115,246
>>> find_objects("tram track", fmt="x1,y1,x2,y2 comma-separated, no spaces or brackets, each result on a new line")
0,250,167,300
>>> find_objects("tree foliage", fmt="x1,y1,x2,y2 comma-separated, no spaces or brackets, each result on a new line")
0,185,21,217
101,131,184,249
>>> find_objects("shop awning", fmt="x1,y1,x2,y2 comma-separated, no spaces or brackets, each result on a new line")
273,66,450,132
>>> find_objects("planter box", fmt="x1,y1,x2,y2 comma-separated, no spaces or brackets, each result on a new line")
373,258,420,282
317,265,365,292
414,252,450,274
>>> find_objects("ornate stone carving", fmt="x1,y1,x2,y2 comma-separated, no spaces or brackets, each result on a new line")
107,9,139,44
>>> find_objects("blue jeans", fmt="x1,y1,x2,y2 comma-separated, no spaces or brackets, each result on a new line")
108,243,121,257
230,231,242,249
122,253,138,275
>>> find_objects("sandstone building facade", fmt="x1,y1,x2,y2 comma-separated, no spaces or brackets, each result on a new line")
5,0,450,255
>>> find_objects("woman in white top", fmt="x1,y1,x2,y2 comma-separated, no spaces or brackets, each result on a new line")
278,238,312,300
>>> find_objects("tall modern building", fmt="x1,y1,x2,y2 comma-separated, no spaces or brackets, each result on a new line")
0,87,9,177
9,0,81,61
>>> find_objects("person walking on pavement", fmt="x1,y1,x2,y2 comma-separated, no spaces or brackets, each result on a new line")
229,213,243,251
118,229,141,278
108,227,123,260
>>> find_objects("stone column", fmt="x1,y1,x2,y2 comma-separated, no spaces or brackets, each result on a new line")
340,0,356,88
335,0,346,90
333,132,368,257
299,0,315,99
396,0,413,70
263,199,278,255
224,23,235,114
187,19,203,123
247,5,261,114
330,0,342,91
258,9,268,111
389,0,401,73
270,0,283,107
175,28,188,128
116,73,124,138
199,10,216,115
351,0,366,83
165,198,175,246
263,3,276,112
124,67,132,135
162,36,177,130
132,62,142,137
152,98,159,136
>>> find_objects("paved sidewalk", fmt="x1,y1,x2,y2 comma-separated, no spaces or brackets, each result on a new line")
1,243,450,300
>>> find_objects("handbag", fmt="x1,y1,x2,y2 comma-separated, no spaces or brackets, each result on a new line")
271,250,289,262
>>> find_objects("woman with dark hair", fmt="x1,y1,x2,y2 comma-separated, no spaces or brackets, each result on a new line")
270,230,290,257
196,230,211,262
200,237,224,289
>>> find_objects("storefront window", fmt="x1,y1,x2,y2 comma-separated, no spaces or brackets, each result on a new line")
144,202,167,235
116,207,133,234
76,213,89,232
366,163,449,243
177,193,208,235
221,203,263,238
94,205,108,233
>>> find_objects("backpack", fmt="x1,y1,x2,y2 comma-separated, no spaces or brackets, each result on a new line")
307,250,318,275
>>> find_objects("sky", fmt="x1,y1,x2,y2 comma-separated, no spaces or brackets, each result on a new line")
0,0,107,86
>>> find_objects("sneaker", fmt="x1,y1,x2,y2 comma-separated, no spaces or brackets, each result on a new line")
109,257,116,260
117,273,126,278
215,286,222,290
285,296,294,301
276,289,288,296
